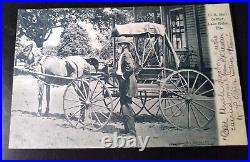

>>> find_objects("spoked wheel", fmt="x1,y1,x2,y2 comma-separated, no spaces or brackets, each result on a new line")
103,73,144,117
139,90,164,120
138,68,175,120
159,69,215,129
63,75,113,131
103,96,144,117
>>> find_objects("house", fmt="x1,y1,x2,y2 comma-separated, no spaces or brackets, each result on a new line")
133,5,211,77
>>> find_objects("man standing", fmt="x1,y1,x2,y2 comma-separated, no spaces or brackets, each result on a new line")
116,37,138,136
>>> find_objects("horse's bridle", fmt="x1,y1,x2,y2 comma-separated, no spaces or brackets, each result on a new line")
20,49,34,65
21,49,46,70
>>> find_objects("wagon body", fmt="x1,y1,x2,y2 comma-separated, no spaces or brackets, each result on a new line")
102,22,216,129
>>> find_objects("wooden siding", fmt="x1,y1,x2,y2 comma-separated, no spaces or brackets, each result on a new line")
184,5,201,70
196,4,211,70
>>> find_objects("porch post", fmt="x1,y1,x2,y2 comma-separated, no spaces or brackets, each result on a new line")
112,13,116,68
160,6,166,69
194,5,204,73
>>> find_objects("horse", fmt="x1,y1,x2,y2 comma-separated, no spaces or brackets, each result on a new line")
15,44,35,65
18,45,99,116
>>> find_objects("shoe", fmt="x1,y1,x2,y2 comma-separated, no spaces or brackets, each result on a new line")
126,130,136,136
119,129,136,136
119,129,128,135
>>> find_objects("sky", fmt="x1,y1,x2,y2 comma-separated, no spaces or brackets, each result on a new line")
43,21,102,50
43,27,64,47
20,28,63,48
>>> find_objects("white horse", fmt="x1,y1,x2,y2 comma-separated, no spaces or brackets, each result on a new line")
18,45,99,116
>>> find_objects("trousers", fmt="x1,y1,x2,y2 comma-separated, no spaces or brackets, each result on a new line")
118,75,136,134
120,95,136,134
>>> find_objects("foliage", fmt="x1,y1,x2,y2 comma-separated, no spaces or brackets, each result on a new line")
57,23,91,56
91,7,133,59
135,7,161,23
98,39,113,60
42,46,58,56
16,7,134,58
18,9,60,47
14,36,25,56
17,8,94,48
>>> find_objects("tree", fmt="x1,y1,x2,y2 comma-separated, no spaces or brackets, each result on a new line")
17,8,93,48
135,6,161,23
89,7,133,59
16,7,134,58
57,23,92,56
18,9,60,48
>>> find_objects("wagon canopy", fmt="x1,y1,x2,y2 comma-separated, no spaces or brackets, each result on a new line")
111,22,166,37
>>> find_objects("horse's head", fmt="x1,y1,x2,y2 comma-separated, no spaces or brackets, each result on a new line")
86,58,99,73
17,44,34,65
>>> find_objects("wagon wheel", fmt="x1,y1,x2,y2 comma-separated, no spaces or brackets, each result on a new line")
102,74,120,117
139,68,176,120
138,90,163,121
159,69,215,129
103,73,144,117
63,75,113,131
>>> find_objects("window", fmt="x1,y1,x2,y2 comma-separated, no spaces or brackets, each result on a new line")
170,8,186,49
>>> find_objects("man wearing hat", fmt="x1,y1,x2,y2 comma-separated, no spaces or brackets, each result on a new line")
116,37,138,136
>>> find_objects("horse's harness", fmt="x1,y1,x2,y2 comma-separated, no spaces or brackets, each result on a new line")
24,50,46,72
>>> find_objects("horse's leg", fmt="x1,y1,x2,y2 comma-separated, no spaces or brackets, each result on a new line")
79,83,87,122
45,84,50,116
37,81,44,116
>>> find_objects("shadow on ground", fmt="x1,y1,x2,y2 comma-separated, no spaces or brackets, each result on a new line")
11,110,65,120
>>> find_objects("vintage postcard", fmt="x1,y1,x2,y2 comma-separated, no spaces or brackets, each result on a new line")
9,3,247,150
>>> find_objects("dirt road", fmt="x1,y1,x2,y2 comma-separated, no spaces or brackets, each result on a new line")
9,75,218,148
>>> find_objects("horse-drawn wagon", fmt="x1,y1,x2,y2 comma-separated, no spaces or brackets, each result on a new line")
15,22,215,132
62,22,215,131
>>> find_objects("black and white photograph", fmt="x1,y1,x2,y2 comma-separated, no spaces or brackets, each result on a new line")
7,3,247,150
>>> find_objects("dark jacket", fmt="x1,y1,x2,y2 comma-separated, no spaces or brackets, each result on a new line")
118,50,138,98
